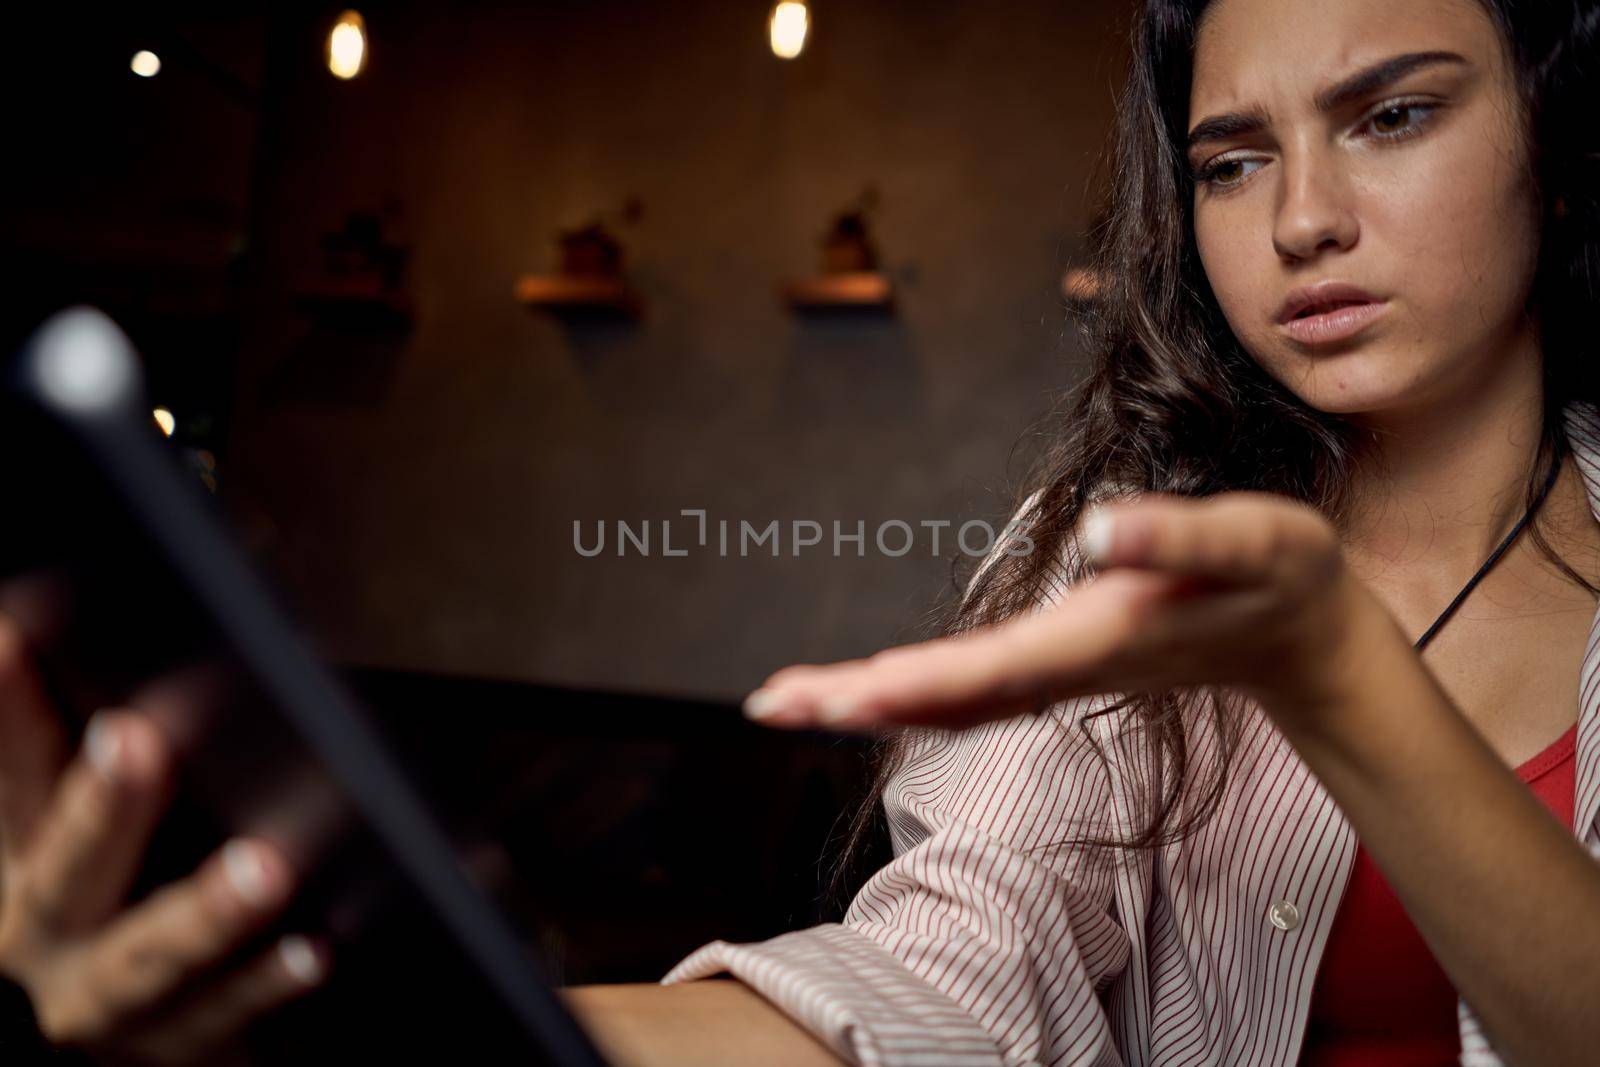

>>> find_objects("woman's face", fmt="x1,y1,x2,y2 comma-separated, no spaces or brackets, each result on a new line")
1188,0,1541,421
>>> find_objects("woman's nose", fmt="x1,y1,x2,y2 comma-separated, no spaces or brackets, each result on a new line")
1271,151,1359,261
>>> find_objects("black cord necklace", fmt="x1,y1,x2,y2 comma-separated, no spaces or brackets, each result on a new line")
1411,447,1566,652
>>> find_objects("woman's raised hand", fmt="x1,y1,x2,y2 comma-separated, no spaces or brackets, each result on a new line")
0,609,329,1065
741,491,1379,733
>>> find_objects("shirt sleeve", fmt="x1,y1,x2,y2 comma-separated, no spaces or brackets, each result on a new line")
662,703,1133,1067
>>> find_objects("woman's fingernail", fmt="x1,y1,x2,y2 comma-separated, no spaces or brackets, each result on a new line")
223,839,284,908
277,935,326,986
742,689,790,720
818,695,862,724
84,714,126,782
1081,506,1115,563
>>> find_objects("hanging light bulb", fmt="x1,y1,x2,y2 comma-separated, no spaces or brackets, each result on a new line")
327,10,368,79
769,0,809,60
130,50,161,77
151,407,176,436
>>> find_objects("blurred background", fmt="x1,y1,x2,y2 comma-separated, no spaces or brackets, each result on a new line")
3,0,1126,984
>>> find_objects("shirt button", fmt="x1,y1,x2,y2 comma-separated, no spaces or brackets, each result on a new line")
1268,899,1301,931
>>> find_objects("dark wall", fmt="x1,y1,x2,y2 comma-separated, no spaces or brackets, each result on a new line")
12,1,1131,700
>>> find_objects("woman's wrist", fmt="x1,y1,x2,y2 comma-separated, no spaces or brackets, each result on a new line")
1241,564,1487,800
1241,566,1399,738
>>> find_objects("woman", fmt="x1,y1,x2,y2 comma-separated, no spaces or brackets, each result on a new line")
3,0,1598,1064
662,0,1600,1062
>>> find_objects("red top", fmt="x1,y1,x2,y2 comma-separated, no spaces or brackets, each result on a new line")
1298,721,1579,1066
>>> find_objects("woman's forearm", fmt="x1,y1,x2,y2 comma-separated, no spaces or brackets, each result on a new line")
559,979,848,1067
1251,583,1600,1066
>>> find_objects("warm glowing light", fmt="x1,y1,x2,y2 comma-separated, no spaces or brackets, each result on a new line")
327,11,367,79
1061,267,1104,304
130,50,161,77
769,1,809,59
152,407,176,436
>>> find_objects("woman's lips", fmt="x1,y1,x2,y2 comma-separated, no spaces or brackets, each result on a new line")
1277,299,1388,345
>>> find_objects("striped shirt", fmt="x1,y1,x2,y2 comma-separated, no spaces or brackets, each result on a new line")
661,398,1600,1067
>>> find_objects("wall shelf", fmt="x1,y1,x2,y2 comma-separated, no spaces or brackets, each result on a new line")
515,274,643,320
294,275,415,332
779,272,894,313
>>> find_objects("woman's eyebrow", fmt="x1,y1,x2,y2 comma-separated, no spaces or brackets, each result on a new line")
1185,49,1469,154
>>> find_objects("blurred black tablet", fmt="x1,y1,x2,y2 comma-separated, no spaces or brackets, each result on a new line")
0,307,610,1066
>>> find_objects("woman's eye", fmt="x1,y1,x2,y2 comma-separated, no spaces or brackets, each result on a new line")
1364,101,1435,139
1371,105,1411,134
1195,157,1262,190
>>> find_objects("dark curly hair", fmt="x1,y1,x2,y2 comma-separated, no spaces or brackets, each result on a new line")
828,0,1600,909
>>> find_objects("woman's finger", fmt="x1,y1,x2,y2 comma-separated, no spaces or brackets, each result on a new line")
0,611,71,862
87,837,295,1018
115,934,329,1065
746,569,1184,730
1084,491,1337,588
20,710,174,932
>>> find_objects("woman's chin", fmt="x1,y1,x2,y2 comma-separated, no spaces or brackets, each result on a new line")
1255,349,1442,418
1269,376,1434,420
